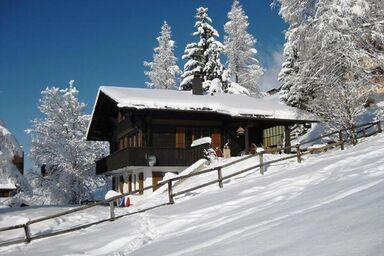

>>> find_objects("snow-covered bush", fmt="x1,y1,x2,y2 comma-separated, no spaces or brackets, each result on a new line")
203,79,250,95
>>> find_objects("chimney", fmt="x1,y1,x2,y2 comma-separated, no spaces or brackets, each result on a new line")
192,73,203,95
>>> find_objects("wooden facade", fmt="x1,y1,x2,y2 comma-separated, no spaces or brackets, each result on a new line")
0,188,16,198
87,89,316,194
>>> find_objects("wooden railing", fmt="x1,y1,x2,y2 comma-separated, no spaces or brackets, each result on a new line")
0,120,382,247
96,144,208,174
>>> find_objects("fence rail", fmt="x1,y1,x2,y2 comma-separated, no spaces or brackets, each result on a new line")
0,120,382,247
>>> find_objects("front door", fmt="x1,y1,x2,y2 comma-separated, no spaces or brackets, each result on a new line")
211,129,221,150
152,171,164,191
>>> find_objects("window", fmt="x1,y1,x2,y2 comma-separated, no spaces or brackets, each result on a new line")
117,111,126,123
175,127,220,148
118,131,142,150
263,126,284,147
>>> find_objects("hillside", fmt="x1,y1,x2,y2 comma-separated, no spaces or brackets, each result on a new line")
1,132,384,255
0,120,26,200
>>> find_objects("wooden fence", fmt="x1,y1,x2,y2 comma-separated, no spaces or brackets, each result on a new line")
0,120,382,247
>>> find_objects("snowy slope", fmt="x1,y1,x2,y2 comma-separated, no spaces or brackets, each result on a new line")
1,133,384,255
0,121,25,195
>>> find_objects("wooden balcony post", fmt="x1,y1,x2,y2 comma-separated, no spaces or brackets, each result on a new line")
339,131,344,150
217,167,223,188
23,221,31,243
244,125,250,154
259,152,264,175
296,144,302,163
109,201,115,221
168,180,174,204
284,126,291,154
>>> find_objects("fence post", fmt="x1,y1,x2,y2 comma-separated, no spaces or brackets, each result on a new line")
377,121,382,133
259,152,264,175
109,201,115,221
296,144,302,163
168,180,174,204
217,167,223,188
23,221,31,243
339,131,344,150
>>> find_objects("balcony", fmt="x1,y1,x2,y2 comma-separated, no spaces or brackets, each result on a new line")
96,145,208,174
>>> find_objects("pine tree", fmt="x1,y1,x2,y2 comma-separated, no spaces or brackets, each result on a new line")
275,0,317,108
180,7,225,91
276,0,383,128
224,0,263,97
144,21,180,89
361,0,384,85
305,0,375,128
27,81,109,204
278,26,307,108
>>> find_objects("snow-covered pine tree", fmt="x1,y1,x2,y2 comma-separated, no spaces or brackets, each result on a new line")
224,0,263,97
144,21,180,89
27,81,109,204
277,0,382,128
275,0,318,108
274,0,317,27
305,0,376,128
180,7,225,91
360,0,384,88
278,25,311,109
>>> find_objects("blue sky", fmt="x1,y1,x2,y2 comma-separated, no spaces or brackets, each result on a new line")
0,0,287,169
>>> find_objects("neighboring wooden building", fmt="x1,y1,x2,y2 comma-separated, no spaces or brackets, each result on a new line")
266,87,281,96
0,184,17,197
87,81,316,196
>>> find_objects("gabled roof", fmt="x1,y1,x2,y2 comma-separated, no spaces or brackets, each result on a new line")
87,86,317,140
98,86,316,121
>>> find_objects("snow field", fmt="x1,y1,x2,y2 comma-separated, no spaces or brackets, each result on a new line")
0,132,383,255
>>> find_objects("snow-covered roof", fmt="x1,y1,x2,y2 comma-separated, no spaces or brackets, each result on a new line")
98,86,316,122
0,121,23,156
0,183,16,190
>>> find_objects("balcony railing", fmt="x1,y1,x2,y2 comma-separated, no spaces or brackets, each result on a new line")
96,145,208,174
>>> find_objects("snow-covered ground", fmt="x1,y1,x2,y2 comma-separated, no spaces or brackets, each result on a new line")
1,132,384,255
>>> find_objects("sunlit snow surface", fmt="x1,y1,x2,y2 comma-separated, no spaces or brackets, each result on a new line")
1,133,384,255
96,86,316,121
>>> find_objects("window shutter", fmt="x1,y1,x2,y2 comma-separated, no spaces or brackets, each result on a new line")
211,129,221,150
176,127,185,148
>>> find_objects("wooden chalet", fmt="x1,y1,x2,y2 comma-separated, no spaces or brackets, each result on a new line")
87,80,316,196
